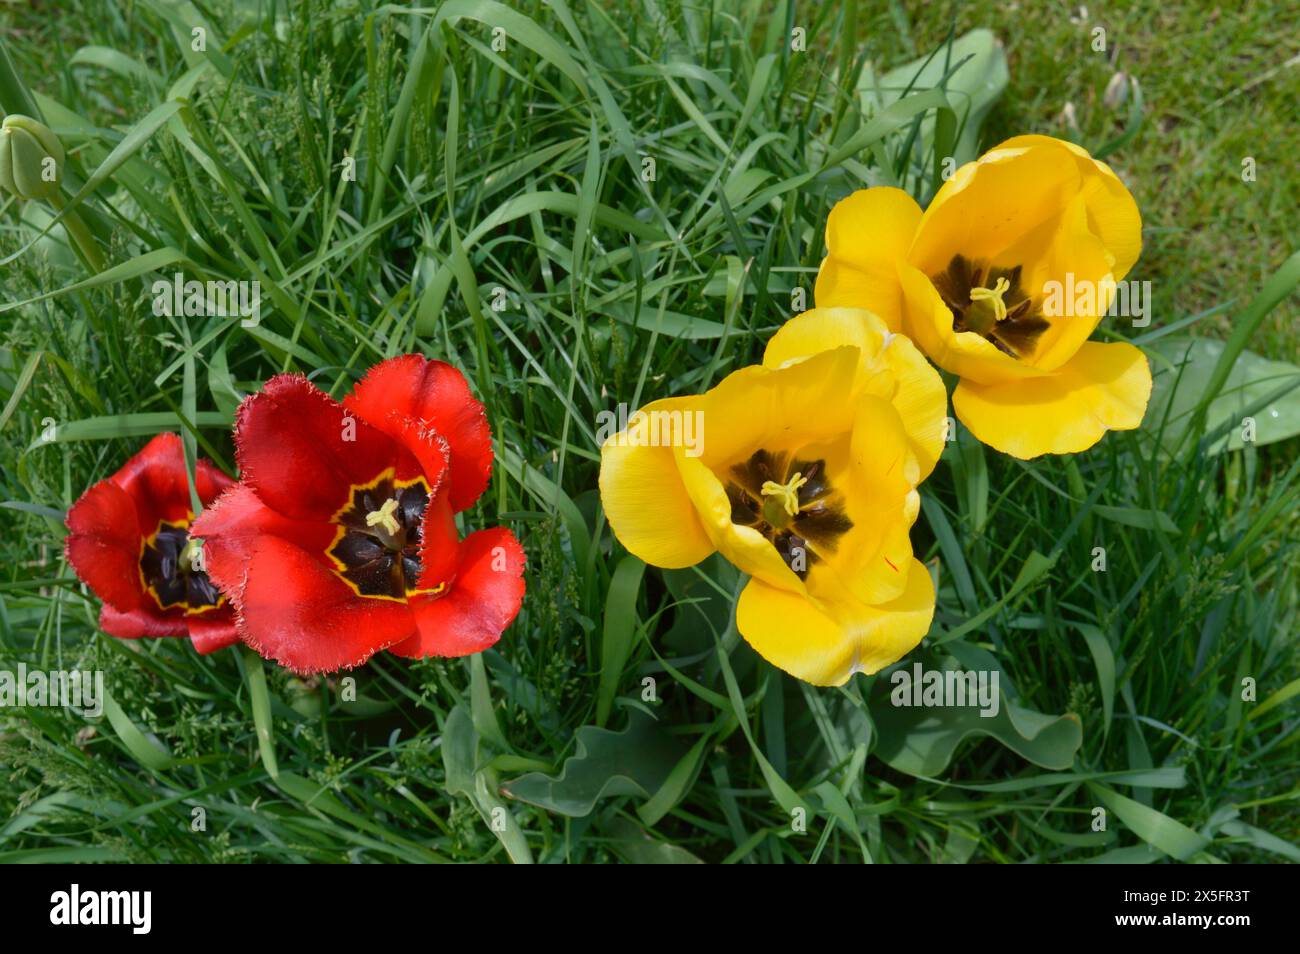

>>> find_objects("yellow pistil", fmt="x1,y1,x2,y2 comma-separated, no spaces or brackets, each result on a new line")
969,276,1011,322
761,472,807,517
365,497,402,536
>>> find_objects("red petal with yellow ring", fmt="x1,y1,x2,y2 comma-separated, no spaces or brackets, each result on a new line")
236,535,418,672
234,374,422,522
392,528,526,659
345,355,493,512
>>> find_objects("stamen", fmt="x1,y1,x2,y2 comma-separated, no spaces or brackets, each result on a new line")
365,497,402,536
761,472,807,517
179,536,203,574
969,276,1011,322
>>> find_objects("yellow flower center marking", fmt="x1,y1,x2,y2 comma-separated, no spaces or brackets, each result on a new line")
761,472,807,517
365,497,402,535
969,276,1011,322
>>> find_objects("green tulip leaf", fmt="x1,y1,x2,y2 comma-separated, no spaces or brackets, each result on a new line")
502,708,684,817
1147,337,1300,453
870,643,1082,777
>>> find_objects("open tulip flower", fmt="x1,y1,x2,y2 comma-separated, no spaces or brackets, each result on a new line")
816,134,1150,459
191,355,526,674
65,433,239,654
600,307,946,685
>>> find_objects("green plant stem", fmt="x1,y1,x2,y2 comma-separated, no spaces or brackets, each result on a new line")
47,192,106,273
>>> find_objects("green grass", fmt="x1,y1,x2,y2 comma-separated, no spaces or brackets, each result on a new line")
0,0,1296,863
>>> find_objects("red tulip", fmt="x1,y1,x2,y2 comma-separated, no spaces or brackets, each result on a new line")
64,433,239,654
191,355,526,673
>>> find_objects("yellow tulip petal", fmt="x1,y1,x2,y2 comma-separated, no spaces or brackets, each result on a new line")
598,396,715,568
824,187,922,273
993,135,1142,280
736,558,936,686
815,187,922,330
880,333,949,480
952,340,1152,458
696,346,860,470
826,395,920,605
763,306,890,369
676,451,803,591
736,578,850,685
815,256,906,330
764,308,948,480
1014,194,1118,371
909,144,1083,277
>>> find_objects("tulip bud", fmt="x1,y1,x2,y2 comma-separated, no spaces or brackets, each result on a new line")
0,114,65,200
1103,72,1129,110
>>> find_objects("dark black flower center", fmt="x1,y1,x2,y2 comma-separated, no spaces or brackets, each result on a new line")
141,522,224,613
328,473,432,600
933,254,1050,359
725,449,853,580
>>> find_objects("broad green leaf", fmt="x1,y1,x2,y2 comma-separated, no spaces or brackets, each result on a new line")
1185,249,1300,438
441,703,478,797
469,653,508,750
501,708,684,817
1147,337,1300,453
871,647,1082,776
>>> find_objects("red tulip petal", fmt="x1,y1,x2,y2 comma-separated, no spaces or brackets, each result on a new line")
65,480,150,612
195,458,236,503
345,355,493,512
191,483,337,598
186,615,241,654
368,411,452,499
392,527,525,659
111,432,233,533
416,491,461,591
234,374,419,522
99,604,188,639
237,535,416,673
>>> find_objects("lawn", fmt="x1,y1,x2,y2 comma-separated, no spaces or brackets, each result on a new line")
0,0,1296,863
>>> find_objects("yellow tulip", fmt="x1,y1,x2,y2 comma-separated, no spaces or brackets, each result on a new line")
815,135,1150,459
599,307,946,686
